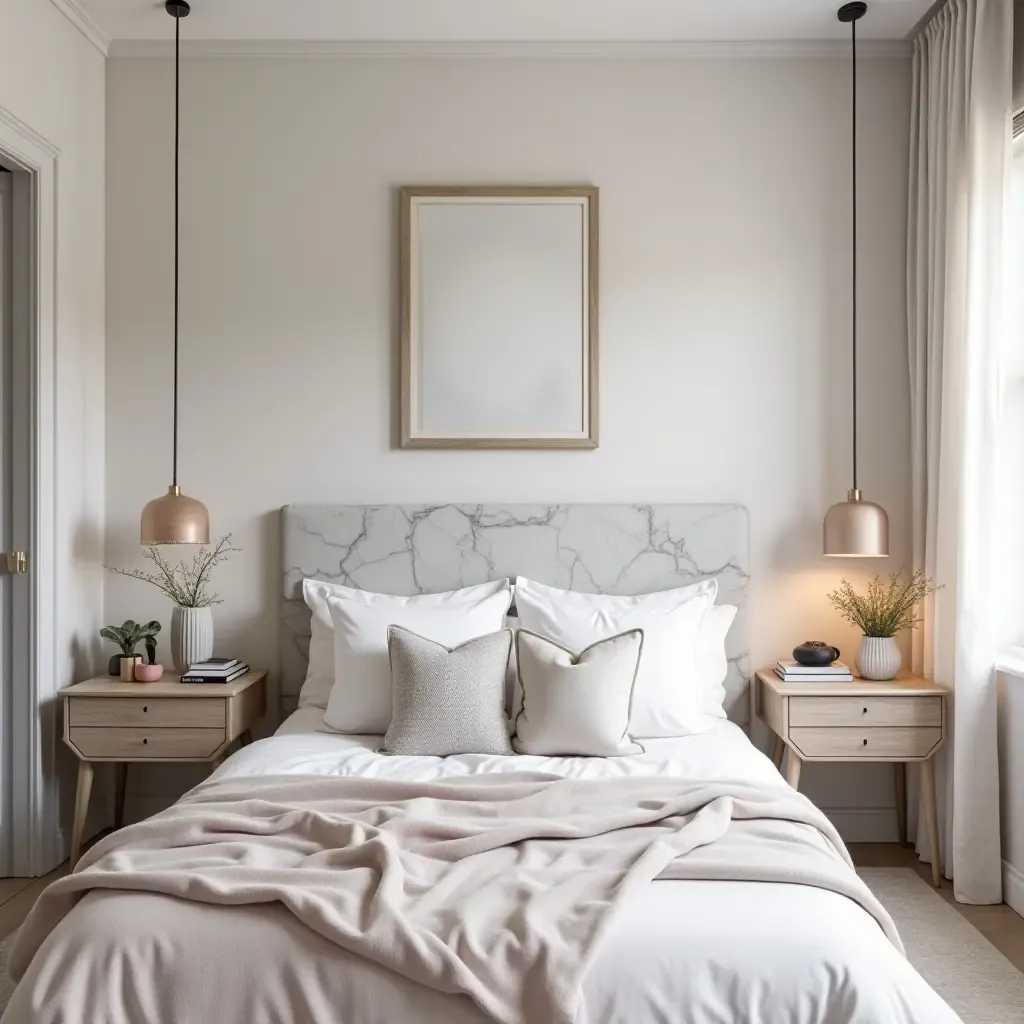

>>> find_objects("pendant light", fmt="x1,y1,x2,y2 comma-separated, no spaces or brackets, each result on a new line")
823,1,888,558
141,0,210,545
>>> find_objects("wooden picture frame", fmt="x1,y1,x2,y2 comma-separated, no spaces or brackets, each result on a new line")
400,186,599,449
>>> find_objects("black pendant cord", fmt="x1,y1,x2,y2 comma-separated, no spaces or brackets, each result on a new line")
172,8,180,488
850,14,858,493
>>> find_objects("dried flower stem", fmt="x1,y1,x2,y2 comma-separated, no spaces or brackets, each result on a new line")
106,535,238,608
827,569,941,638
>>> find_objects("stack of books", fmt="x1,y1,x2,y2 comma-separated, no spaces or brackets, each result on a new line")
181,658,249,684
774,659,853,682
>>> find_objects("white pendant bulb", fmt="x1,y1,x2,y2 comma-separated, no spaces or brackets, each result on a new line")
140,0,211,545
823,2,889,557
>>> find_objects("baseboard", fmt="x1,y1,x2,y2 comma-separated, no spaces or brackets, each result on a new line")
822,807,898,844
1003,860,1024,919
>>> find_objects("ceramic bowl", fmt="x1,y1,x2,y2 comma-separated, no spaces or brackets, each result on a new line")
792,641,840,667
134,663,164,683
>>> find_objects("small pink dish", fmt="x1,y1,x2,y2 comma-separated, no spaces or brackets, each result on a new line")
134,663,164,683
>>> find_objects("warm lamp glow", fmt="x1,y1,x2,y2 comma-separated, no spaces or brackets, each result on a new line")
823,489,889,557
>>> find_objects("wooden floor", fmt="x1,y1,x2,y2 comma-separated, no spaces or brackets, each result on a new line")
0,870,67,944
2,844,1024,973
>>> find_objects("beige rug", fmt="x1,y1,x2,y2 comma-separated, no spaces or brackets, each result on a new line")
0,868,1021,1019
858,868,1024,1023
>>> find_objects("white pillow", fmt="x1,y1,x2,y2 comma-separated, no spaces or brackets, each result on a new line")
322,580,512,734
513,629,644,757
514,577,717,737
697,603,738,720
298,578,510,710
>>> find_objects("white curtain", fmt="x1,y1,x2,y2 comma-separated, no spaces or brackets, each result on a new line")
908,0,1013,904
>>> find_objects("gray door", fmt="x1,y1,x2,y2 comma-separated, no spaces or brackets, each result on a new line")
0,167,12,875
0,161,29,878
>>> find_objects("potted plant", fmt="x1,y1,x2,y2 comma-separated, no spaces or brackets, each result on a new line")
827,570,941,680
106,535,238,672
100,620,162,680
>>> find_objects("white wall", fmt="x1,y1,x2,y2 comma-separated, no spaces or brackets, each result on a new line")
106,52,912,834
0,0,106,861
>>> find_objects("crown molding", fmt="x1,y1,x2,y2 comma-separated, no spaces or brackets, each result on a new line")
47,0,109,57
0,102,60,161
108,38,912,60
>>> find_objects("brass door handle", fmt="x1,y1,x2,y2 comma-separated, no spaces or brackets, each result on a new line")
2,551,27,574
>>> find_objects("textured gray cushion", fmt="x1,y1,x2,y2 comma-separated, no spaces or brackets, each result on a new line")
513,629,645,756
384,626,514,756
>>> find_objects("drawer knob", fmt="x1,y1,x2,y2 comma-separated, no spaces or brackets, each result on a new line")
143,706,148,713
862,738,868,746
863,707,868,714
143,738,148,745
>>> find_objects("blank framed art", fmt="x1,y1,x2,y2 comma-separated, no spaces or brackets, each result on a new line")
400,186,599,449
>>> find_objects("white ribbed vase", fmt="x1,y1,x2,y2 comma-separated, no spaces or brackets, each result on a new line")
170,606,214,673
856,636,901,681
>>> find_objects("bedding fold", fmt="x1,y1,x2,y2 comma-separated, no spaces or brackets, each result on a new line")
10,773,900,1024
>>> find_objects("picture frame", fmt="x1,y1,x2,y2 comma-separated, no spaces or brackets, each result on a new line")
400,186,599,449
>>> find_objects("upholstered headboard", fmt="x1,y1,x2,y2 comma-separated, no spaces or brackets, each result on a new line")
281,504,750,721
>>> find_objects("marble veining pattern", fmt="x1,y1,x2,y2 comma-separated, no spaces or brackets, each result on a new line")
281,504,750,721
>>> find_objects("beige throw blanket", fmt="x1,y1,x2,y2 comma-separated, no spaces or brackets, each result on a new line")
11,773,900,1024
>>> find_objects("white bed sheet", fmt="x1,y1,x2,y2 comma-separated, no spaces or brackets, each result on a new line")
194,708,957,1024
8,711,956,1024
255,707,780,785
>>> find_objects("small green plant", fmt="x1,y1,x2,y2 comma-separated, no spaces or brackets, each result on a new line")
827,570,942,638
100,619,161,664
106,535,238,608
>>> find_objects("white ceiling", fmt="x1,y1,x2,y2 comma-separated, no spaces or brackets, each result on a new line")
75,0,934,45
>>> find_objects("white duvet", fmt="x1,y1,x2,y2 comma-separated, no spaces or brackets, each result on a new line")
211,711,957,1024
3,713,958,1024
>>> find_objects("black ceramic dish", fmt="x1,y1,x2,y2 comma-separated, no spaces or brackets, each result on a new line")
792,641,841,667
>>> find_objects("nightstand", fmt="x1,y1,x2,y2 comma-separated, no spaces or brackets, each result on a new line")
60,670,267,867
755,668,947,886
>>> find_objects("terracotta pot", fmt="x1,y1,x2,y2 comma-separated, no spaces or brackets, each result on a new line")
134,663,164,683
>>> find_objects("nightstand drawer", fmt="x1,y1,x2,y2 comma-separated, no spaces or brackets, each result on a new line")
789,696,942,729
789,726,942,759
68,727,226,759
68,697,226,729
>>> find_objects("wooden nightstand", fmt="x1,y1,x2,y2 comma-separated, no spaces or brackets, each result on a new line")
60,670,267,867
755,668,947,886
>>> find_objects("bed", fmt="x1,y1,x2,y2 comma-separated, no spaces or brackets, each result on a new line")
1,505,960,1024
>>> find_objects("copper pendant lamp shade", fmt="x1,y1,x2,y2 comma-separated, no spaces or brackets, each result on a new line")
141,0,210,545
824,489,889,557
142,486,210,546
824,2,889,557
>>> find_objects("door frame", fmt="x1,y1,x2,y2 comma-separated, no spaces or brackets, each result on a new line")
0,103,60,877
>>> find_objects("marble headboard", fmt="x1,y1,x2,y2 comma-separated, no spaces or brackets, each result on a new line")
281,504,751,722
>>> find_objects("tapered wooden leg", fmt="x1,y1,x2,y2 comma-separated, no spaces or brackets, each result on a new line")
784,748,803,790
921,756,942,887
893,762,907,846
114,762,128,830
70,760,95,869
771,735,785,770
